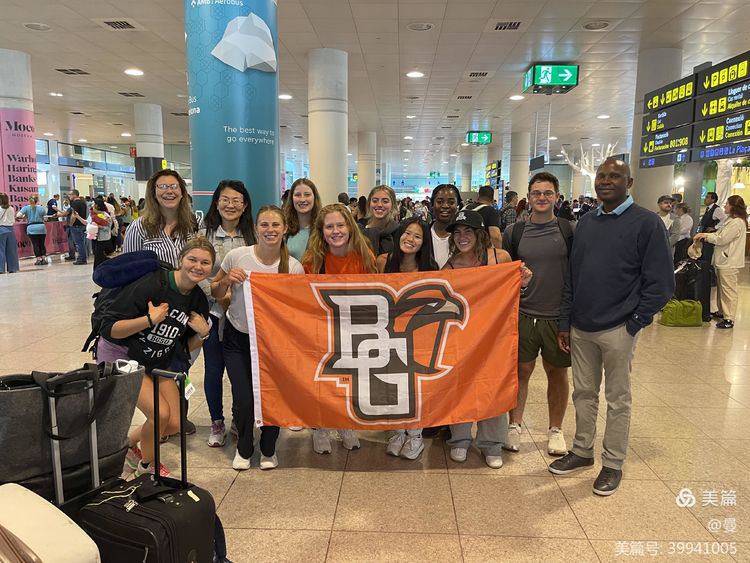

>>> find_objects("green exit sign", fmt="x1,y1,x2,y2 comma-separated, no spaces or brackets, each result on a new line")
465,131,492,145
523,64,579,94
429,171,440,179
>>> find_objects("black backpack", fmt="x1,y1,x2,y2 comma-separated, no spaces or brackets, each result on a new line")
82,251,172,355
507,218,574,261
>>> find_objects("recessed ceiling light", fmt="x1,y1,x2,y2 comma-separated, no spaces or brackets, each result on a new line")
442,161,448,164
461,142,469,147
403,136,413,140
49,92,63,97
548,136,558,141
592,143,601,147
24,22,52,32
406,22,435,32
406,115,416,119
124,68,144,77
449,153,457,157
291,148,297,151
406,71,424,78
347,153,352,156
404,158,409,161
43,132,54,136
109,145,118,149
509,95,524,101
597,114,610,119
354,160,358,163
120,132,132,137
278,94,292,100
583,20,610,31
556,153,563,157
77,138,88,143
403,149,411,153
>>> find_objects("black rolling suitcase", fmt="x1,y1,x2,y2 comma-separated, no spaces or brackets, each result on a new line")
77,369,218,563
674,259,711,322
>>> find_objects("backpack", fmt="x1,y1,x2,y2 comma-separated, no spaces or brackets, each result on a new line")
82,251,172,355
507,218,574,261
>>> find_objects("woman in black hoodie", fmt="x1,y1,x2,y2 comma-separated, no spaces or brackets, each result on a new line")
358,185,400,255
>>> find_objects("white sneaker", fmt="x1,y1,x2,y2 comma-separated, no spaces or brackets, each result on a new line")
259,454,278,470
338,429,360,450
400,435,424,460
547,427,568,456
313,429,332,454
449,447,468,463
386,432,406,457
207,420,227,448
503,423,521,452
232,449,251,471
485,454,503,469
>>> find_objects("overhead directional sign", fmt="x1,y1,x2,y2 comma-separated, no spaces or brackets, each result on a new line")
640,124,692,157
692,139,750,162
643,75,695,114
697,49,750,95
639,152,689,169
642,99,694,135
692,111,750,147
523,64,579,94
465,131,492,145
694,79,750,122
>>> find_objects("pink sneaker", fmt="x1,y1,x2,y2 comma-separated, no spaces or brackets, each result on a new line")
125,446,142,471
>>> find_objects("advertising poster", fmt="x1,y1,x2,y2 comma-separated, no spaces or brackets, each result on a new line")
184,0,279,215
0,108,38,208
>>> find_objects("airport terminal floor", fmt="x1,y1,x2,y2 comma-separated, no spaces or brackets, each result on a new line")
2,256,749,562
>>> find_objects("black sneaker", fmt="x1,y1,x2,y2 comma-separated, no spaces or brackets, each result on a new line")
64,256,76,261
593,467,623,496
548,452,595,475
716,319,734,329
184,418,197,435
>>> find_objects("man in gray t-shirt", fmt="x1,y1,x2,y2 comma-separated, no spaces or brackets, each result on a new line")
501,171,574,458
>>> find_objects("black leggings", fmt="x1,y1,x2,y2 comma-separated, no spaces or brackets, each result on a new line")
222,320,279,458
28,233,46,257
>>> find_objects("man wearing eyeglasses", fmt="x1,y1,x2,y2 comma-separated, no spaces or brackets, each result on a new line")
502,172,574,459
549,158,674,496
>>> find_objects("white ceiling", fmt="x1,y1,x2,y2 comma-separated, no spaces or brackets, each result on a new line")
2,0,750,175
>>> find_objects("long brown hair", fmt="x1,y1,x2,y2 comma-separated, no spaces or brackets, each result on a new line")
0,193,9,209
256,205,291,274
302,203,377,274
141,169,196,240
283,178,321,237
726,195,748,221
448,225,491,264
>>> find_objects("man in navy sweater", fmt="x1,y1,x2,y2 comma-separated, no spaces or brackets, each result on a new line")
548,158,674,496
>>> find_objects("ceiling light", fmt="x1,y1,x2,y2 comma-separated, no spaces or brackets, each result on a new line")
583,20,610,31
177,94,188,98
597,114,610,119
548,136,558,141
403,149,411,153
109,145,118,149
291,148,297,151
120,132,131,137
124,68,144,77
404,158,409,161
347,153,352,156
556,153,563,157
406,71,424,78
449,153,457,157
43,132,54,136
278,94,292,100
406,115,416,119
403,136,413,140
354,160,358,163
406,22,435,32
77,138,88,143
461,142,469,147
592,143,601,147
49,92,63,97
509,95,524,101
442,161,448,164
24,22,52,32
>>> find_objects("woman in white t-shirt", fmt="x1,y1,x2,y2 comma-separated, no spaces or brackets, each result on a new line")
211,205,304,471
429,184,462,269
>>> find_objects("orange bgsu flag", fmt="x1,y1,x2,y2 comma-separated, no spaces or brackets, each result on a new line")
247,262,520,430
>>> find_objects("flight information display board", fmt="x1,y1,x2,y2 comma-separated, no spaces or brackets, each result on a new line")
692,112,750,147
696,51,750,95
639,152,689,169
642,99,694,134
642,75,695,113
641,124,692,156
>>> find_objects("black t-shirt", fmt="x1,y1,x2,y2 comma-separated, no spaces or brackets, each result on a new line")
46,198,58,215
70,198,88,227
466,203,500,233
100,270,209,370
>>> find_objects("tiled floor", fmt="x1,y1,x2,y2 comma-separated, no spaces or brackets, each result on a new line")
2,256,749,562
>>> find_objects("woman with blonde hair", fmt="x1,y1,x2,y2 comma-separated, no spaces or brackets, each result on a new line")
694,195,747,329
302,203,377,453
283,178,322,261
212,205,304,470
358,185,400,255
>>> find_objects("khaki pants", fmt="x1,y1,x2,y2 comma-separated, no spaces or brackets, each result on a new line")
717,268,739,322
570,324,638,471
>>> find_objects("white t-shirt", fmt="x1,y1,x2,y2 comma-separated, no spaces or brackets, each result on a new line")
221,245,304,333
431,225,451,269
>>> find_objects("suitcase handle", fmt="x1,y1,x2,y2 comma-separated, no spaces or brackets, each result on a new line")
150,369,189,489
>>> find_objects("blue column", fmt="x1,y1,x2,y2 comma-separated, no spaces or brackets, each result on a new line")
184,0,279,214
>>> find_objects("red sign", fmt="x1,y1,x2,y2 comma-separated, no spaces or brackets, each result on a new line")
0,108,38,208
130,146,137,158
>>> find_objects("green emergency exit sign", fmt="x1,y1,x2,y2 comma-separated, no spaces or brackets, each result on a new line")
523,64,579,94
465,131,492,145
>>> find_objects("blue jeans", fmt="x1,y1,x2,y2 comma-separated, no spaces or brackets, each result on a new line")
0,226,20,273
202,314,226,422
70,225,87,263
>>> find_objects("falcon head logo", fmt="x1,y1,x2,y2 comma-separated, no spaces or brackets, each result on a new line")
311,280,469,425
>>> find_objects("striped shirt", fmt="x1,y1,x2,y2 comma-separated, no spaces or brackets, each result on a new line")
123,217,194,268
